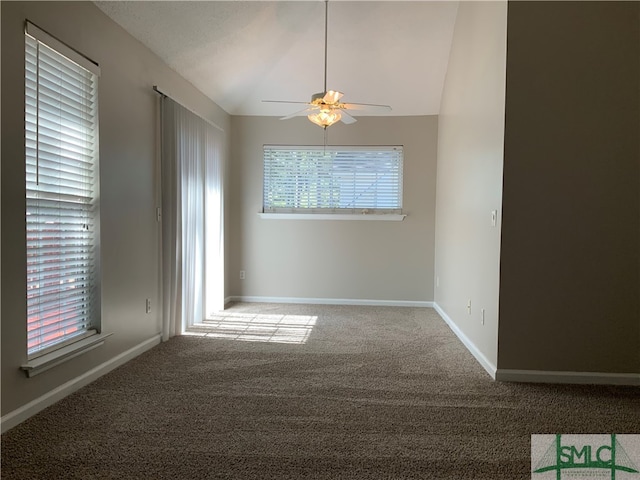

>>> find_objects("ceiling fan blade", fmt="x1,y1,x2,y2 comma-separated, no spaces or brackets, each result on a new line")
280,107,318,120
263,100,311,105
323,90,344,104
342,102,392,112
339,110,357,124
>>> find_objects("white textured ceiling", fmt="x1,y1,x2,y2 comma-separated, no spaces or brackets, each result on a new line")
94,1,459,117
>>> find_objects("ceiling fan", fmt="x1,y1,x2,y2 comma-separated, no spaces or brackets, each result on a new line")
263,0,392,129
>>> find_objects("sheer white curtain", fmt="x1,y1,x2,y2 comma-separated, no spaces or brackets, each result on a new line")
161,97,224,341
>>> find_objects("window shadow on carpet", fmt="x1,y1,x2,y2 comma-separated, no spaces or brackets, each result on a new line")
186,312,317,344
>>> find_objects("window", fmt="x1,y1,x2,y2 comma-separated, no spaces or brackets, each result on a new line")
263,146,403,214
25,23,100,358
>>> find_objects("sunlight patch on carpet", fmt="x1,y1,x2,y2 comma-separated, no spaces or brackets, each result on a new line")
185,312,317,344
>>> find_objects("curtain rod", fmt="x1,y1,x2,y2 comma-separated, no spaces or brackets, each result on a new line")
153,85,224,133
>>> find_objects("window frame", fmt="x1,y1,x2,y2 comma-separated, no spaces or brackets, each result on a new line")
23,21,102,365
262,145,405,219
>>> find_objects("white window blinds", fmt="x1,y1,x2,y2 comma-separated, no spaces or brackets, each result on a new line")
263,146,403,213
25,23,100,357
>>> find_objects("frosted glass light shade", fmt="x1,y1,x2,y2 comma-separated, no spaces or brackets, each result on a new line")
308,108,342,127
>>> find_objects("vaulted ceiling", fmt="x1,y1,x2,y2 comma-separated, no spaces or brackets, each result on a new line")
95,1,459,117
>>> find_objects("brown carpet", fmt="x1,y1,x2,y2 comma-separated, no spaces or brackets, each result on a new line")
2,303,639,479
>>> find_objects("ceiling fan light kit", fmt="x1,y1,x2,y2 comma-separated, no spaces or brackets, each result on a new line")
262,0,391,129
307,90,344,127
308,108,342,128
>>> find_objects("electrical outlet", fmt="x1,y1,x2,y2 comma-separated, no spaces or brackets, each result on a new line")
491,210,497,227
239,270,245,280
436,276,440,288
481,308,485,325
467,299,471,315
146,298,151,314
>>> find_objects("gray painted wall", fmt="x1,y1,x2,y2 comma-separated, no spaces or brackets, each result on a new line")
434,1,508,370
227,116,436,303
498,1,640,373
1,1,229,416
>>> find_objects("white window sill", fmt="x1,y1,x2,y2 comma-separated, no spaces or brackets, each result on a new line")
258,213,406,221
21,332,113,378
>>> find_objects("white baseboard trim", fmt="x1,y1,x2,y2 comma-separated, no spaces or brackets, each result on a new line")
1,334,162,434
225,295,433,308
433,302,497,379
495,369,640,386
